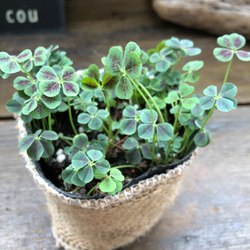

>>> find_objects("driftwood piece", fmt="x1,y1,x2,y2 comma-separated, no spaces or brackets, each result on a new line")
152,0,250,38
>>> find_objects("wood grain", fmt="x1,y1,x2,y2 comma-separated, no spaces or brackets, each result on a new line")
1,2,250,117
1,106,250,249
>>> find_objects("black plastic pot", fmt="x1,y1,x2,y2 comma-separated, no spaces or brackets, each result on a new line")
34,144,196,200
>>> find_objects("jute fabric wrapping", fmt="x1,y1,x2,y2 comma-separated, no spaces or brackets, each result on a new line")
16,117,197,250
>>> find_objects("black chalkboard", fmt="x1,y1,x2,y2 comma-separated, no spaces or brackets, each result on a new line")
0,0,65,34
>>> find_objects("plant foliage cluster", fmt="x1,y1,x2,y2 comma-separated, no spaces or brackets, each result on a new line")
2,33,250,196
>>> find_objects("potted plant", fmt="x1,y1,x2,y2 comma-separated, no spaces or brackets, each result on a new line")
1,33,249,250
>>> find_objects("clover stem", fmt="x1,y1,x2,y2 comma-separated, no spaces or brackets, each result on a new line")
87,183,100,196
106,102,112,139
165,141,172,164
102,123,110,135
112,129,121,143
66,96,78,135
179,127,193,153
186,101,217,153
17,62,35,83
59,135,73,146
223,56,234,85
173,101,181,133
48,112,52,130
135,79,165,123
150,129,157,168
42,118,46,130
145,140,155,167
112,165,143,172
126,75,155,122
169,51,184,77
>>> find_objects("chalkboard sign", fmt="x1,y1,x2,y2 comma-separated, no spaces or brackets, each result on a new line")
0,0,65,34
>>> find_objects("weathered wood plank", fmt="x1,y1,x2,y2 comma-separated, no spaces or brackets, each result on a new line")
1,7,250,118
0,106,250,249
64,0,153,22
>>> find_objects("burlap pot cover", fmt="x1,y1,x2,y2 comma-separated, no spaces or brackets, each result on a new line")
16,117,197,250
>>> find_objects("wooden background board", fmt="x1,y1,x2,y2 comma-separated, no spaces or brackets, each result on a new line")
1,107,250,249
0,0,250,117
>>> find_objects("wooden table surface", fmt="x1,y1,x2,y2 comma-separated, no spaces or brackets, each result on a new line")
1,1,250,249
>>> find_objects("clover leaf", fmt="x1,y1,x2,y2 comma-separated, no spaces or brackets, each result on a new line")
149,48,172,72
19,130,58,161
22,47,48,72
0,50,31,74
164,91,179,104
37,65,79,97
99,177,116,193
81,64,118,102
106,42,143,99
214,33,250,62
66,133,89,160
120,105,140,135
77,106,109,130
166,37,201,56
138,109,158,139
201,83,237,112
99,168,125,194
21,89,61,119
64,149,110,186
156,123,174,141
6,93,26,116
182,60,204,83
122,137,142,165
194,130,211,147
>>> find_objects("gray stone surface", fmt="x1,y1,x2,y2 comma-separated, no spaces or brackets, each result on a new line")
152,0,250,38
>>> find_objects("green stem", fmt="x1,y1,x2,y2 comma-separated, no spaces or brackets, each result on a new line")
87,183,100,196
145,139,154,164
135,79,165,123
186,101,216,153
164,141,172,164
42,118,46,130
223,57,234,85
48,112,52,131
67,96,78,135
112,129,121,143
102,123,110,135
106,102,112,139
150,128,157,168
169,51,184,76
173,101,181,133
186,57,234,153
179,127,193,153
112,165,143,172
17,62,35,83
58,135,73,146
126,75,155,122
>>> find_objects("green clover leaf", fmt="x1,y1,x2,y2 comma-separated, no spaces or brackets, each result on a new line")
166,37,201,56
120,106,140,135
105,42,144,99
156,123,173,141
38,65,79,97
77,106,108,130
182,60,204,83
19,130,57,161
214,33,250,62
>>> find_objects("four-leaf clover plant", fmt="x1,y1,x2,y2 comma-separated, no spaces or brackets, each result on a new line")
2,33,249,197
